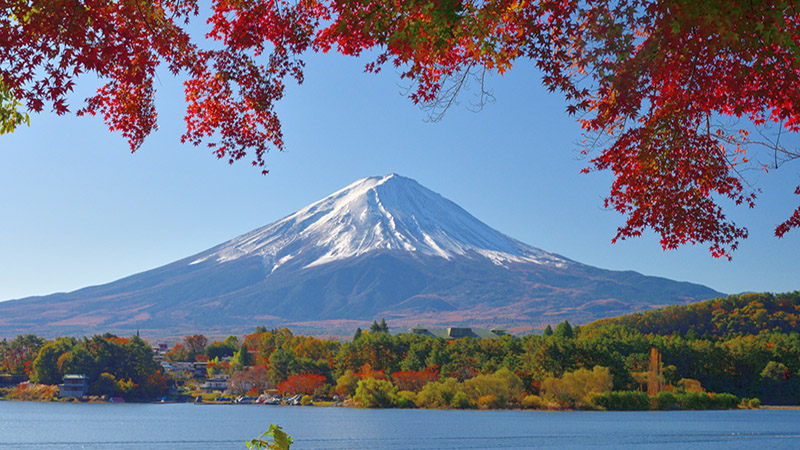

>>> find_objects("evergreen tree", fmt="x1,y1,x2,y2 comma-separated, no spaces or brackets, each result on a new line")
554,321,573,339
543,325,553,337
353,328,363,341
369,319,390,334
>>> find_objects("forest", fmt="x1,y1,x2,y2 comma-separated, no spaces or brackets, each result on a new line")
1,292,798,409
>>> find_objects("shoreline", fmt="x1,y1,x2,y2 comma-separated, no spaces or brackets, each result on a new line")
3,397,788,412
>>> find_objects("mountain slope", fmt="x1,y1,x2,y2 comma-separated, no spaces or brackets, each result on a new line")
0,174,723,338
586,291,800,338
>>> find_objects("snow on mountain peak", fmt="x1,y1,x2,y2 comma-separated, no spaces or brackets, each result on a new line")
190,174,569,271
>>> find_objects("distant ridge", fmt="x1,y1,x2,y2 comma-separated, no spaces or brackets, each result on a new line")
586,291,800,338
0,174,723,338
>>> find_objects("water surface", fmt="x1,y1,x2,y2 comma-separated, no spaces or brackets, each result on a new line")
1,402,799,449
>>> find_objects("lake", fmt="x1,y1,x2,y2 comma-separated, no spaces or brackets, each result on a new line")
1,402,799,449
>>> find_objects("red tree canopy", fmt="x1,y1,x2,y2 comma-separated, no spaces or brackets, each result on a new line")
277,373,326,396
2,0,799,257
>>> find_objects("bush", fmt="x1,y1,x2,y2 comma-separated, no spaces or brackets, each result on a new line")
677,392,712,410
6,383,59,401
542,366,613,408
477,394,501,410
739,397,761,409
451,391,473,409
521,395,544,409
709,393,739,409
654,391,678,410
300,395,313,405
334,371,359,398
396,390,417,408
353,378,397,408
592,391,650,411
463,368,524,408
417,378,463,408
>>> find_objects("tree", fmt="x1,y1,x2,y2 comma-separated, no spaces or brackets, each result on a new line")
0,81,28,134
0,334,44,375
268,348,298,385
391,367,439,392
182,335,208,361
31,338,75,385
3,1,799,255
369,319,389,334
354,377,398,408
231,345,255,370
278,373,326,396
554,321,574,339
541,366,614,407
543,325,553,337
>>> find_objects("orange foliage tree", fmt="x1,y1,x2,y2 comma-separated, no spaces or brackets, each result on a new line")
391,366,439,392
277,373,326,396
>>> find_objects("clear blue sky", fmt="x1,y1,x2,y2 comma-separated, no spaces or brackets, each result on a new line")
0,52,798,302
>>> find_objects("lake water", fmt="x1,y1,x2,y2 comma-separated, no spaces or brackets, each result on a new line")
1,402,799,449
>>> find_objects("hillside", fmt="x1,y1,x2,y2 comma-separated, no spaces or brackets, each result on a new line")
587,291,800,338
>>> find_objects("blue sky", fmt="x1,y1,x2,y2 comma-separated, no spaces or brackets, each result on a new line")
0,52,798,302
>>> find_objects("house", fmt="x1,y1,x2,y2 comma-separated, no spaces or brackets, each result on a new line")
192,361,208,379
202,374,230,393
59,374,89,398
160,361,194,376
0,374,26,388
151,343,169,361
410,326,507,339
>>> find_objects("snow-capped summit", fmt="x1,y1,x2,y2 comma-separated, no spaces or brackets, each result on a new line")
190,173,568,271
0,173,722,338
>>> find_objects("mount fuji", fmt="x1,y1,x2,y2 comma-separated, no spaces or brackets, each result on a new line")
0,174,722,338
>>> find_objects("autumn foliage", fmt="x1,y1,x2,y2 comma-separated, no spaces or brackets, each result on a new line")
277,373,326,396
2,1,800,255
391,367,439,392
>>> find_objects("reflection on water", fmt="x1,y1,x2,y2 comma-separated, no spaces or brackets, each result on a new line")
1,402,799,449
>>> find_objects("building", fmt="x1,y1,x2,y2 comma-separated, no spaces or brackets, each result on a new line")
160,361,194,376
192,361,209,379
151,343,169,361
202,374,230,393
59,374,89,398
410,326,507,339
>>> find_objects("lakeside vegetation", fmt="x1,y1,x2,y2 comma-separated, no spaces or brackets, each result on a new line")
1,292,798,409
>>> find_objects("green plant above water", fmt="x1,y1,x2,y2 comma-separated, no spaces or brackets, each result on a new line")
247,424,292,450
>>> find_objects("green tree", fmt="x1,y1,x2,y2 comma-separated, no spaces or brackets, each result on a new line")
231,345,254,370
89,372,120,397
206,340,238,360
369,319,390,334
554,321,574,339
543,325,553,337
268,348,298,385
31,338,76,385
354,378,398,408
